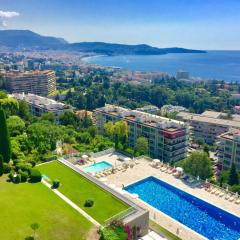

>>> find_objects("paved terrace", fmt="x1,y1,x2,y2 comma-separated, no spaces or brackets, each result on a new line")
75,152,240,240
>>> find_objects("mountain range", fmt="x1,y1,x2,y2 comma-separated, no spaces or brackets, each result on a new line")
0,30,206,55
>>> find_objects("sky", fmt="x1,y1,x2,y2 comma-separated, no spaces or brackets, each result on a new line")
0,0,240,50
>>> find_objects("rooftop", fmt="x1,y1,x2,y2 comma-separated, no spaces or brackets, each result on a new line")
4,70,54,77
177,111,240,129
10,93,71,111
219,128,240,141
136,105,159,111
95,104,187,131
201,110,222,118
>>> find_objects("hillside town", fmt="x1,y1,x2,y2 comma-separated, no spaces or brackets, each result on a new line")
1,50,240,240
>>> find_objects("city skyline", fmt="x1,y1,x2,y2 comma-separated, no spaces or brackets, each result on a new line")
0,0,240,50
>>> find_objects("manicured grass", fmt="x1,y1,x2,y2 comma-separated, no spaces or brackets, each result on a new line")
149,220,182,240
38,161,129,224
0,175,92,240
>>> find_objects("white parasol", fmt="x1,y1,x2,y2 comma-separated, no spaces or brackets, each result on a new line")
176,167,183,173
82,154,88,159
153,159,160,163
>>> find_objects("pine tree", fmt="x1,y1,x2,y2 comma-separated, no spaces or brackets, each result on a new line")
0,155,3,176
228,163,239,186
0,108,11,162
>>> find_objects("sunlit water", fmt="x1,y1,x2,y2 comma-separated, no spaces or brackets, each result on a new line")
125,177,240,240
85,51,240,82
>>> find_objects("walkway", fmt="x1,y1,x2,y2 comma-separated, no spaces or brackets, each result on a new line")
41,179,100,227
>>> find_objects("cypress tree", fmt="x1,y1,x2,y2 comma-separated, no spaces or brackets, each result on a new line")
228,163,239,186
0,155,3,176
0,108,11,162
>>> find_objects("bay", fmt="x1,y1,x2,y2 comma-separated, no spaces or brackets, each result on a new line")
84,51,240,82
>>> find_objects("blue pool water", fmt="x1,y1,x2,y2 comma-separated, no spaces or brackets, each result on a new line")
84,161,113,173
125,177,240,240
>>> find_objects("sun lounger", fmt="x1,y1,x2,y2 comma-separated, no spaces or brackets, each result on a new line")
235,198,240,204
173,172,181,178
211,188,217,194
219,192,224,197
215,190,221,195
161,167,167,172
180,174,187,179
205,187,211,192
187,178,195,184
225,194,230,200
229,196,235,202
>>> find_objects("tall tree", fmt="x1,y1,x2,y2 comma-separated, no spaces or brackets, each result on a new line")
228,163,239,186
82,111,92,128
134,137,149,156
104,121,114,138
7,115,25,136
18,100,31,121
0,108,11,162
0,155,3,176
114,120,129,145
183,151,213,179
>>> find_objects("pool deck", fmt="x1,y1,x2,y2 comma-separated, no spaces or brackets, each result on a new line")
74,152,239,240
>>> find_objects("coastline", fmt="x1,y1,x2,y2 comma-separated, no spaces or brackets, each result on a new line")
82,51,240,82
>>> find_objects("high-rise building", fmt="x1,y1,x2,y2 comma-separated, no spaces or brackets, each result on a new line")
10,93,72,116
5,70,56,96
176,70,190,80
218,129,240,170
94,104,189,162
177,111,240,144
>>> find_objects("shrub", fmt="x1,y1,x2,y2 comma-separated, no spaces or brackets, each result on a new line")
8,171,14,181
29,169,42,183
52,179,60,188
84,199,94,207
231,185,240,194
28,160,36,167
14,174,21,183
3,162,11,173
20,171,29,182
99,226,127,240
0,155,3,176
15,162,31,172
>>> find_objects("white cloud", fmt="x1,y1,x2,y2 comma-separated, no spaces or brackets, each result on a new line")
0,20,7,27
0,10,19,18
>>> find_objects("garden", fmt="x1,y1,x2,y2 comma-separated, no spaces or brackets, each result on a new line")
0,175,92,240
37,161,129,224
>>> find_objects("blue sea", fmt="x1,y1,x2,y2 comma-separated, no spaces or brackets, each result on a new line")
85,51,240,82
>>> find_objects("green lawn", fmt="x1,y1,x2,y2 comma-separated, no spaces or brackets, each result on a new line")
38,161,129,224
0,176,92,240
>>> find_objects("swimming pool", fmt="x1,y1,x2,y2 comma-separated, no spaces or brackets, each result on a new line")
84,161,113,173
125,176,240,240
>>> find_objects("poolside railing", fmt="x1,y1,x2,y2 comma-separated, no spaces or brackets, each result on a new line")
63,147,115,159
103,207,137,227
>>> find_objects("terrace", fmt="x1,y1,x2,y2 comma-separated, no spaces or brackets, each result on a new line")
37,160,149,236
73,151,240,240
